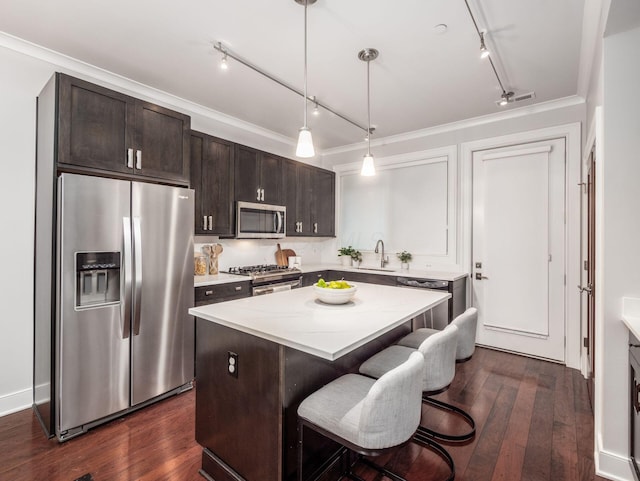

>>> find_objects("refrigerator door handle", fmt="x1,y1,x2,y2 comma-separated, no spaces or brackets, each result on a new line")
132,217,143,336
122,217,132,339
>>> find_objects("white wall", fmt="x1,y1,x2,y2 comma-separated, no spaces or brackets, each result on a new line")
595,22,640,481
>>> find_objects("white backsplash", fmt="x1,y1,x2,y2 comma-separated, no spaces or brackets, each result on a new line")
194,236,462,273
194,236,338,270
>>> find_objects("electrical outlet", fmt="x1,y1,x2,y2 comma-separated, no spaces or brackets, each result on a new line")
227,351,238,378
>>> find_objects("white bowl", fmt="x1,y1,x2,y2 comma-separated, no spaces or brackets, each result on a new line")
313,283,357,305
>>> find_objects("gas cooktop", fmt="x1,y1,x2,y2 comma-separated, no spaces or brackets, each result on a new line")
228,264,301,281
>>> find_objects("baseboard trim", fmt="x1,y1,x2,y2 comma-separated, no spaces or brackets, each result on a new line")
596,437,634,481
0,387,32,417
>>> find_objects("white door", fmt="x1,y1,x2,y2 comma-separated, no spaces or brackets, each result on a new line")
472,138,566,362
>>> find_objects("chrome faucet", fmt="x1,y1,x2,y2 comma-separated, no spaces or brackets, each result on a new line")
374,239,388,268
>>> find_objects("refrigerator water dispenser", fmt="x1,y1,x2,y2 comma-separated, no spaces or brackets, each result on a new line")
75,252,121,308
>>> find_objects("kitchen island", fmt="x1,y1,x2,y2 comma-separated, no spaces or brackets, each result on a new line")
189,283,450,481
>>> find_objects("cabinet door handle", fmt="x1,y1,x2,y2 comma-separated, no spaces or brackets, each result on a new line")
205,290,213,296
208,216,213,231
127,148,134,168
136,150,142,169
257,188,261,201
235,286,242,291
635,379,640,413
203,216,208,231
261,188,265,201
314,222,318,233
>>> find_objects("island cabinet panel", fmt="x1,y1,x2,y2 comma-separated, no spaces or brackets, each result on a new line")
55,73,190,185
196,320,282,481
195,318,411,481
235,145,282,204
190,131,235,236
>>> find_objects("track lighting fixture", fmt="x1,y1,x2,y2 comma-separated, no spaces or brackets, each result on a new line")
479,32,490,59
295,0,316,158
359,48,378,177
464,0,516,109
312,96,320,116
499,91,514,106
220,53,228,70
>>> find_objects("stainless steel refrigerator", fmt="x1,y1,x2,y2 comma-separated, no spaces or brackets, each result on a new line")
34,173,194,441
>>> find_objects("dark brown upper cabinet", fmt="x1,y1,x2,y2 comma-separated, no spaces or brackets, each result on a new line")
55,73,190,185
190,131,235,236
283,159,335,237
235,145,282,205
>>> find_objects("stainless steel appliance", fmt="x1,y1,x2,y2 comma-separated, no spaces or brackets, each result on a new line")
228,264,302,295
236,201,286,238
396,277,451,329
34,173,194,441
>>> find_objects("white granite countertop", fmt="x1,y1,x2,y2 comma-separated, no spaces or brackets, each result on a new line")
194,263,467,287
622,297,640,340
189,282,450,361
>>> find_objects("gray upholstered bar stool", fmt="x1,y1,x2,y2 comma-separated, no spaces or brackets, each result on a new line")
297,351,424,481
394,308,478,442
400,308,479,363
359,325,459,479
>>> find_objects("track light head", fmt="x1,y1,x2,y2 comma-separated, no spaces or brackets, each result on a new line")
499,91,514,106
220,53,228,70
479,32,490,59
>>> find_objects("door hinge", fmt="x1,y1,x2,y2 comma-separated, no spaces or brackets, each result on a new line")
584,260,588,271
583,337,589,348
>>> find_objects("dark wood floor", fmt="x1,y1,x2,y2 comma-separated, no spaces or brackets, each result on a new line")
0,347,608,481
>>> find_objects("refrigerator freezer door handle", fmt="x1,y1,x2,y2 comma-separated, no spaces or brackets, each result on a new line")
133,217,143,335
122,217,132,339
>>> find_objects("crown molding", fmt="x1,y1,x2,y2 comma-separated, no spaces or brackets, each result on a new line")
0,30,296,148
321,95,586,157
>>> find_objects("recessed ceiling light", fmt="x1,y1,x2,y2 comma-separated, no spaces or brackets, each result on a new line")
434,24,448,34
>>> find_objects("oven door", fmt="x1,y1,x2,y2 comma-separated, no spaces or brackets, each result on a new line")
236,201,286,239
253,277,302,296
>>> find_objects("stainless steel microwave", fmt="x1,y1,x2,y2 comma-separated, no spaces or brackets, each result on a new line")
236,201,286,238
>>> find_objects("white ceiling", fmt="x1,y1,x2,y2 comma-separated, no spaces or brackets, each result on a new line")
0,0,587,151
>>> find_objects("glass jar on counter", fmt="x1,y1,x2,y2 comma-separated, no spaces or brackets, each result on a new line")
194,253,208,276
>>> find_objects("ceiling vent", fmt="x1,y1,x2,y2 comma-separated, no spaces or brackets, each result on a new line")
495,91,536,107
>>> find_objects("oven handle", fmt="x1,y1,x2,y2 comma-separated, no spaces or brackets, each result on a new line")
253,278,301,296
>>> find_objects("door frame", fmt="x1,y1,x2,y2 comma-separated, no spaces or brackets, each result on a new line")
460,122,582,369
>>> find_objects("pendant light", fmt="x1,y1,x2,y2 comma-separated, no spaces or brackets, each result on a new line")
358,48,378,176
295,0,316,158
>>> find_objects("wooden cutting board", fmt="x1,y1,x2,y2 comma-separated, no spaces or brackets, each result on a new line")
275,244,297,266
275,243,287,266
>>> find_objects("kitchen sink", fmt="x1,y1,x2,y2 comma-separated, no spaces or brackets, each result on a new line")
357,267,396,272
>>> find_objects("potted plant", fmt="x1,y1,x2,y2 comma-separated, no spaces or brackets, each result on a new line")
351,249,363,267
397,250,412,270
338,246,355,266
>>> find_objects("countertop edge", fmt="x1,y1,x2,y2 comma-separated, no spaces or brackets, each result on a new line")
194,264,468,287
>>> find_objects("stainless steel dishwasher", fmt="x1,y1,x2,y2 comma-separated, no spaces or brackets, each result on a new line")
396,277,450,329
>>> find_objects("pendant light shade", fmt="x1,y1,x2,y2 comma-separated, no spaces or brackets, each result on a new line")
296,127,315,158
295,0,316,158
361,153,376,176
358,48,378,176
